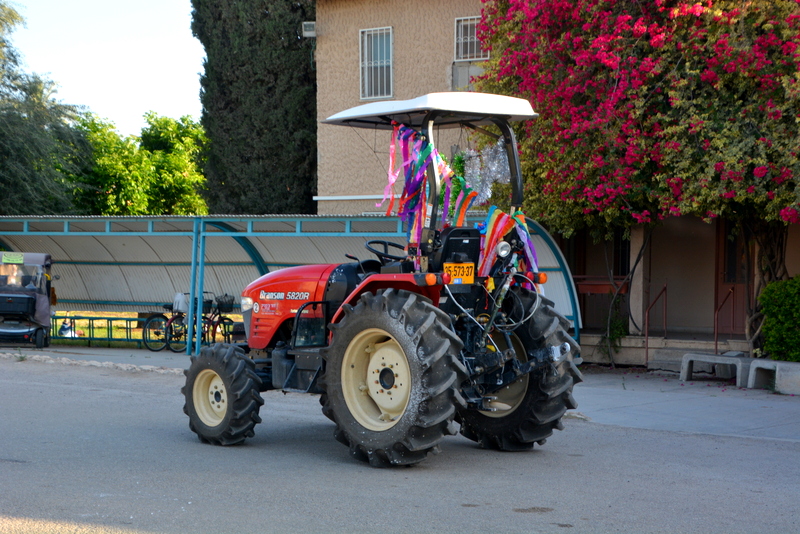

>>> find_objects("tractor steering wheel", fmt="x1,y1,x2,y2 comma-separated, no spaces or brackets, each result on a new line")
365,240,408,264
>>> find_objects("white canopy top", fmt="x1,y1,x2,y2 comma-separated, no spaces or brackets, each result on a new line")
323,92,537,130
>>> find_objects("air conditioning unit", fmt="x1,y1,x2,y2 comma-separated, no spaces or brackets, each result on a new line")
302,21,316,38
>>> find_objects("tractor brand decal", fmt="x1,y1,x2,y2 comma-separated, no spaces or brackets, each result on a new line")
258,290,310,301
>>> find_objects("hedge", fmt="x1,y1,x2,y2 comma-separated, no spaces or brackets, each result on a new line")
760,276,800,362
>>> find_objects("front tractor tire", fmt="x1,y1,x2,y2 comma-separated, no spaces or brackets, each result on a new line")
321,289,466,467
459,290,583,451
182,343,264,445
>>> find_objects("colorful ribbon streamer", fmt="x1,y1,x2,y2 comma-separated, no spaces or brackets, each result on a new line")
380,124,460,243
478,206,516,277
477,207,540,277
512,210,539,273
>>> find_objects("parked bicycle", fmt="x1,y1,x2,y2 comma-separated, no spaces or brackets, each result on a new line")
141,292,235,353
141,292,195,352
164,292,212,353
205,293,235,345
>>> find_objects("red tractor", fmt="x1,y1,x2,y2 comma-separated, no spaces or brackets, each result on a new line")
182,93,582,467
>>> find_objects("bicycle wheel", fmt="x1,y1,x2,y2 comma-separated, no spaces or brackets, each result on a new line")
142,314,168,352
167,316,189,353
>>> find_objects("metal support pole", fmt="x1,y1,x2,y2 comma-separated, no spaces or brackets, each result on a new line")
187,218,201,355
195,231,208,356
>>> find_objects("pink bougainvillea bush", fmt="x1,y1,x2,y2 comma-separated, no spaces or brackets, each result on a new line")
476,0,800,238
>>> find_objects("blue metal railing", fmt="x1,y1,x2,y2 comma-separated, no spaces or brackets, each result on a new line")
50,315,147,347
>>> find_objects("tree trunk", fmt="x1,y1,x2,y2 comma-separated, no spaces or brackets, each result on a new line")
742,219,789,355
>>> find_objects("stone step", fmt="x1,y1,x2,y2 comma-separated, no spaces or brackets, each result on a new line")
647,348,697,373
580,334,750,367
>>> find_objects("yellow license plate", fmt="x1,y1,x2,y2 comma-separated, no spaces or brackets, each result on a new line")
443,262,474,284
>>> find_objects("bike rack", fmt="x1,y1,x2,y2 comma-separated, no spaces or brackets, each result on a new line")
644,284,668,367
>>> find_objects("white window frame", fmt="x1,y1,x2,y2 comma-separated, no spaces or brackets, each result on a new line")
454,17,489,62
359,27,393,100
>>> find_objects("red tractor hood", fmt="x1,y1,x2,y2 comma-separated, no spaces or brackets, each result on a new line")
242,264,337,349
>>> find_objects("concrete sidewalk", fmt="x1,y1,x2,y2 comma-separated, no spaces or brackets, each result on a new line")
571,366,800,443
3,343,799,443
1,343,190,373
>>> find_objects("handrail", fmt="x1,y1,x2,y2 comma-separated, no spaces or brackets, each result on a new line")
644,284,668,366
714,287,735,354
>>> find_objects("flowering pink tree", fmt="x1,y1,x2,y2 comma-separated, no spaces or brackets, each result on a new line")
476,0,800,345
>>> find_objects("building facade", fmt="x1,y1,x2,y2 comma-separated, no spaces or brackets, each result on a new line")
315,0,485,215
313,0,800,363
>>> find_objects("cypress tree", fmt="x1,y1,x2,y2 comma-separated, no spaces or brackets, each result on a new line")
192,0,317,214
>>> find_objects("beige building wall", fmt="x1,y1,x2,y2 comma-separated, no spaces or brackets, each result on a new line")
623,218,798,339
580,219,715,335
647,217,717,334
315,0,482,215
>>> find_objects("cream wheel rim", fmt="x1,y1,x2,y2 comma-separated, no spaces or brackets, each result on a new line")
193,369,227,427
341,328,411,431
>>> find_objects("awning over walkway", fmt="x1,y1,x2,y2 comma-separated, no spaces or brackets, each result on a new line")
0,215,580,330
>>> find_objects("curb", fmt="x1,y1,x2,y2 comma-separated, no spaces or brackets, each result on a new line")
0,351,185,375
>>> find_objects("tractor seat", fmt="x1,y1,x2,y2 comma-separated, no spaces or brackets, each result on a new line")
429,226,482,273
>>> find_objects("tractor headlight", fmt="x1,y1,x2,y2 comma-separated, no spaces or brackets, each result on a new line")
240,296,254,312
495,241,512,258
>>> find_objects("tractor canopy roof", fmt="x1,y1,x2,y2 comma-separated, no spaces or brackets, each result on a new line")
323,92,537,130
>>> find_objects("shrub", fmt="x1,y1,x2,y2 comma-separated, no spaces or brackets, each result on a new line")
760,276,800,362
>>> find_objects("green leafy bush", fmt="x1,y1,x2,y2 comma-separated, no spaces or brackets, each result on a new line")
760,276,800,362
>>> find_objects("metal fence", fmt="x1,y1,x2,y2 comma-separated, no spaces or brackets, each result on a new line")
51,315,147,347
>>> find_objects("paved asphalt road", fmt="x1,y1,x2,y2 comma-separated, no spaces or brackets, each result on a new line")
0,347,799,534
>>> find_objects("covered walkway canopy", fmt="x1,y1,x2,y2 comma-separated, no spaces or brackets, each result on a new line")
0,215,581,331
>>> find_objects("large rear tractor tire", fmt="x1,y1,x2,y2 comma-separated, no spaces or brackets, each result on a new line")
459,289,583,451
182,343,264,445
320,289,466,467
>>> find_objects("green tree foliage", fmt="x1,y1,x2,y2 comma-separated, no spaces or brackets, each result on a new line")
0,1,206,217
0,0,22,64
759,276,800,362
0,2,89,215
72,115,149,215
192,0,316,214
477,0,800,347
72,114,208,216
140,112,208,215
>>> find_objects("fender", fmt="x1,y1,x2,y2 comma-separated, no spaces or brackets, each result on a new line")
329,273,442,325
